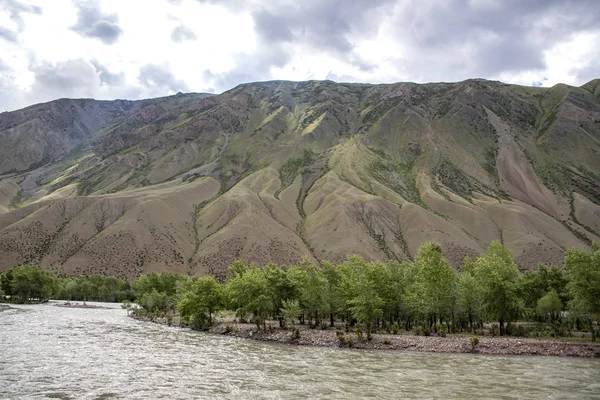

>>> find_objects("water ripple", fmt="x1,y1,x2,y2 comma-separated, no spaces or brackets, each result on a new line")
1,302,599,399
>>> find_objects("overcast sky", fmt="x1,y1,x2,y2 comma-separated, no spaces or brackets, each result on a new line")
0,0,598,112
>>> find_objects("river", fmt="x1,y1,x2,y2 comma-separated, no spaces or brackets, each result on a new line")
1,302,599,399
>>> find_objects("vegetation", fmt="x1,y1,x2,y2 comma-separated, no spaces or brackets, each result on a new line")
0,265,134,303
126,241,599,342
1,241,599,343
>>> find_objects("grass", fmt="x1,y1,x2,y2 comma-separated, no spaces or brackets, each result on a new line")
9,190,25,210
278,149,314,190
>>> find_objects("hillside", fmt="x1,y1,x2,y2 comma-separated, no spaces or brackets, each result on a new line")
0,79,599,279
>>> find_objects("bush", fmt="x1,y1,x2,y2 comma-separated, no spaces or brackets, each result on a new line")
336,330,346,346
292,327,301,341
391,322,399,335
470,336,479,352
355,326,364,341
490,324,499,337
383,339,392,345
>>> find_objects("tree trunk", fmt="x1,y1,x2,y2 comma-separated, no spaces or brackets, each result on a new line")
499,319,504,336
589,318,596,342
330,312,334,327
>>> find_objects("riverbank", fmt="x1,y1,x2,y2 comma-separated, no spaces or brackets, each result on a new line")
132,315,600,358
0,304,11,312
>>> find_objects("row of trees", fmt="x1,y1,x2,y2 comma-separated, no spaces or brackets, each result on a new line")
131,241,600,341
0,266,135,303
1,241,597,341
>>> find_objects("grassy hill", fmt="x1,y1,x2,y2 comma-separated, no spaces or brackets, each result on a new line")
0,79,598,279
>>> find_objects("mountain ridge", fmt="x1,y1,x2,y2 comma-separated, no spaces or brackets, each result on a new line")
0,78,598,279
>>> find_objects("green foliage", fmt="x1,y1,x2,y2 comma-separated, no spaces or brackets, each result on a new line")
536,290,563,322
472,242,523,335
281,299,302,327
565,245,600,341
470,336,479,352
279,149,314,188
521,264,569,310
177,276,224,329
404,242,455,324
1,265,58,303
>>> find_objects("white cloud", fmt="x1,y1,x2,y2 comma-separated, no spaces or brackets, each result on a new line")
0,0,598,112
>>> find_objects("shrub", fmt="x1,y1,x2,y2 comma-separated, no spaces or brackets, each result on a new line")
470,336,479,352
355,326,364,341
383,339,392,345
292,327,301,341
391,322,399,335
336,330,346,346
490,324,499,337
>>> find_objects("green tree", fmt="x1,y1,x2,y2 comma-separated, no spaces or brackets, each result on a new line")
404,242,456,331
473,241,522,335
457,271,485,331
299,264,328,328
565,245,600,341
281,298,302,327
536,290,562,323
226,266,272,330
177,277,224,329
349,271,383,340
522,264,568,310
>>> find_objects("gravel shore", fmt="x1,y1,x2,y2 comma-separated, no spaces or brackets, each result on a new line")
133,314,600,358
207,322,600,358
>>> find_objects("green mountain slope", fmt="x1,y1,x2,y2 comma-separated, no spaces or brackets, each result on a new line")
0,79,598,279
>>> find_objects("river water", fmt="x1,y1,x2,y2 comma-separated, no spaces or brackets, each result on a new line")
1,303,599,399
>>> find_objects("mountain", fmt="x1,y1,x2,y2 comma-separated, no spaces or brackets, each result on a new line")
0,79,599,279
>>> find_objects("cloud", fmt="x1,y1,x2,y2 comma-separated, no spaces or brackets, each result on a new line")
0,0,42,42
90,60,125,86
70,1,123,45
386,0,600,81
171,25,197,42
27,59,101,101
138,64,189,94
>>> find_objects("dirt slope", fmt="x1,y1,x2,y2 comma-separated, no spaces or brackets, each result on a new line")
0,79,599,277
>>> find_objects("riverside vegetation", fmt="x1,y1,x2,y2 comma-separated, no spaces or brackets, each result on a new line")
4,241,599,346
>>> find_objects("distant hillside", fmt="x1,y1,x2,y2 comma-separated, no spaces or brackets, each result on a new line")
0,79,598,279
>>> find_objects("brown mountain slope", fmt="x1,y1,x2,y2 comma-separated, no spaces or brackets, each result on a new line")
0,79,598,278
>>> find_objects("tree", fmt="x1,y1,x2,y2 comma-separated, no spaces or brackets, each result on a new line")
299,264,328,328
521,264,568,310
404,242,456,331
177,277,224,329
473,241,522,335
263,264,299,327
536,290,562,323
226,266,272,330
457,271,485,331
349,271,383,340
10,265,56,303
281,299,302,327
565,245,600,341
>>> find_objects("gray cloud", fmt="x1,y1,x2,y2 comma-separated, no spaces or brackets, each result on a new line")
387,0,600,81
27,59,101,101
138,64,189,94
204,0,392,91
171,25,197,42
70,1,123,45
90,60,125,86
0,0,42,42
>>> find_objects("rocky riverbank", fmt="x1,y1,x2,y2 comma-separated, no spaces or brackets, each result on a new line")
0,304,12,312
132,315,600,358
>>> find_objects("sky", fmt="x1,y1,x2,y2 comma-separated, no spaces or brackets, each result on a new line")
0,0,599,112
